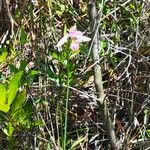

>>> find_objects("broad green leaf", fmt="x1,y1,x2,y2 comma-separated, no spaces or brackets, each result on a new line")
7,71,23,105
0,83,9,114
0,83,7,104
0,47,7,63
12,100,34,126
11,89,27,113
0,104,10,113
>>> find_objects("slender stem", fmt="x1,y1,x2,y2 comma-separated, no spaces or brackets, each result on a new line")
63,51,70,150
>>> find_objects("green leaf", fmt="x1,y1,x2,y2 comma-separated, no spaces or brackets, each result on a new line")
23,100,34,118
0,47,7,63
9,64,19,73
2,122,14,138
11,107,24,121
19,60,27,71
18,112,29,126
31,119,44,127
11,107,31,128
11,89,27,113
0,104,10,113
51,52,60,60
70,136,86,150
0,83,7,104
147,129,150,138
28,70,39,76
27,70,39,84
118,4,136,27
0,83,10,113
19,27,28,44
70,50,80,59
7,71,23,105
56,4,65,16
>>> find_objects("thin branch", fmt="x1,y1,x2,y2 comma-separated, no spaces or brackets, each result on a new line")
88,1,119,149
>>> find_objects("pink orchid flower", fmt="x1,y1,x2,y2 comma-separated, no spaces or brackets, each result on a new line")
57,25,91,50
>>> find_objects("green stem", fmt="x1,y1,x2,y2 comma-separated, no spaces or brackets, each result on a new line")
63,51,70,150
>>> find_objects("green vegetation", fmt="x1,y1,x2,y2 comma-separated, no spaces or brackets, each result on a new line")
0,0,150,149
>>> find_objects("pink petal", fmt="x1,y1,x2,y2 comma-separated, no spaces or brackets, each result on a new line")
56,34,69,47
69,25,83,38
76,35,91,42
69,30,83,38
69,25,77,33
70,40,79,50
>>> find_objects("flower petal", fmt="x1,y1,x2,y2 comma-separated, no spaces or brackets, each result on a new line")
76,35,91,42
69,25,77,33
70,40,79,50
56,34,69,47
69,30,83,38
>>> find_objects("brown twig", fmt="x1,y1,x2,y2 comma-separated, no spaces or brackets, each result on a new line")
88,0,119,149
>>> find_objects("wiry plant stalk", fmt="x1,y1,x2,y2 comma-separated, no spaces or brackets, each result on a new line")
63,50,70,150
88,0,119,149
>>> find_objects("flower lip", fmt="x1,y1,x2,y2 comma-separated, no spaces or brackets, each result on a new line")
70,40,79,50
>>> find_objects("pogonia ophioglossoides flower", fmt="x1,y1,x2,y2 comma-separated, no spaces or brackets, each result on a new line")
57,25,91,50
